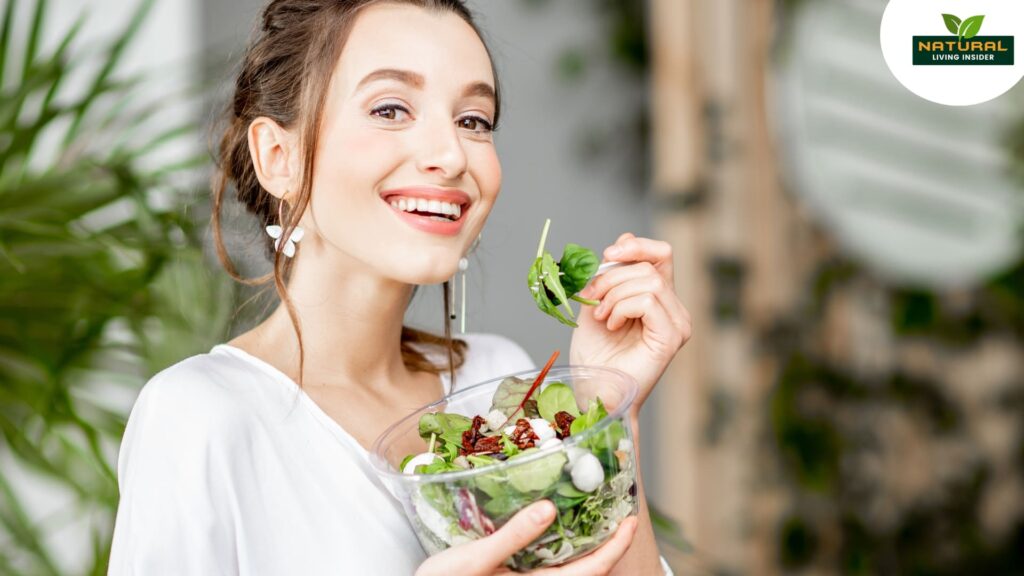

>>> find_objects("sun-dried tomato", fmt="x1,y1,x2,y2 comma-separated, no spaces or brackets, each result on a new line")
459,416,509,456
460,415,487,455
510,418,540,449
554,411,575,439
472,435,503,454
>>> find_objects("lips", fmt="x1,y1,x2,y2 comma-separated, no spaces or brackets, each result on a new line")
379,186,472,209
380,186,472,237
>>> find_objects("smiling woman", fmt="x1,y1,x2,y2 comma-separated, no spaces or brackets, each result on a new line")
105,0,678,574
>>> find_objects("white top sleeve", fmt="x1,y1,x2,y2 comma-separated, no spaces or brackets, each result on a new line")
108,369,242,575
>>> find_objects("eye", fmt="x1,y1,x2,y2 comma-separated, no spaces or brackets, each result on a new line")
370,103,411,122
457,115,494,134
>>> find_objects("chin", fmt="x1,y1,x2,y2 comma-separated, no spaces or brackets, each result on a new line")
392,261,460,286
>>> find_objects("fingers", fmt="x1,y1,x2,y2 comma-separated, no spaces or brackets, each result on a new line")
533,516,639,576
429,499,554,575
602,236,674,283
582,265,691,339
583,261,662,303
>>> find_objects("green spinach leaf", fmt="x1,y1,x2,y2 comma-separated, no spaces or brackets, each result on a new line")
559,243,599,296
537,381,581,421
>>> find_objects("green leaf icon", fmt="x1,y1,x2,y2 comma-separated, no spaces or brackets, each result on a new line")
959,15,984,39
942,13,961,35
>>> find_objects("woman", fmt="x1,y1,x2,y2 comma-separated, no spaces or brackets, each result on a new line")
108,1,691,574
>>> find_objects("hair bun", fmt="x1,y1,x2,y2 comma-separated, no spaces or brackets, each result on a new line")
261,0,327,32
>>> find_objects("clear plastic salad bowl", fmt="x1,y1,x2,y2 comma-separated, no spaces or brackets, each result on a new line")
369,365,639,572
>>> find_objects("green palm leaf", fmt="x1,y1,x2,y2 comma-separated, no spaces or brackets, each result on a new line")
0,0,234,572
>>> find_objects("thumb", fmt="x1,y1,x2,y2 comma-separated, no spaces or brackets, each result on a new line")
419,500,556,575
485,499,557,562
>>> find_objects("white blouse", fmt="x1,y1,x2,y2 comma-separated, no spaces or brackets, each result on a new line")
108,332,673,575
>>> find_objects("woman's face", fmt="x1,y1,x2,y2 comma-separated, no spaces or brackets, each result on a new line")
301,3,500,285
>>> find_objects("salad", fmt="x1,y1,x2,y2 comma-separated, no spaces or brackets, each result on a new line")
398,351,638,571
527,218,601,328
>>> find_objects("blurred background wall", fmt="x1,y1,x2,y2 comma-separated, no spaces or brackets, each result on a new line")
1,0,1023,574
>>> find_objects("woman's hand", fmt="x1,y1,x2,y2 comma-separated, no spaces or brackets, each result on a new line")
415,499,638,575
570,233,692,415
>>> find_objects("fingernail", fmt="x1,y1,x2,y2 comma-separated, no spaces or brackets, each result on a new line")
606,246,622,258
531,501,554,524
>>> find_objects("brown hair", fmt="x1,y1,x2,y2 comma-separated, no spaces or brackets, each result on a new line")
210,0,501,391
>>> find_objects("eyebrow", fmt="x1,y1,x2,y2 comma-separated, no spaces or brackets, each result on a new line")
355,68,496,104
462,81,496,103
356,68,425,90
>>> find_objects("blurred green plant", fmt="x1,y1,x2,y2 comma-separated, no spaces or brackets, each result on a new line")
0,0,233,573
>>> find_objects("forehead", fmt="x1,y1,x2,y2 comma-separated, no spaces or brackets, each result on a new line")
332,3,495,96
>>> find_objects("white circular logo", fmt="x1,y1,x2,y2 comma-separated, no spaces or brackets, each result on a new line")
880,0,1024,106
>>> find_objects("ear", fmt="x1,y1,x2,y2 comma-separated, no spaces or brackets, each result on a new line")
248,116,300,201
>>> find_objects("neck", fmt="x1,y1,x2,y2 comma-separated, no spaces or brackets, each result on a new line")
254,247,427,393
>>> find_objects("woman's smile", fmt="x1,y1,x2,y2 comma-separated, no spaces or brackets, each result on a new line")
380,185,472,237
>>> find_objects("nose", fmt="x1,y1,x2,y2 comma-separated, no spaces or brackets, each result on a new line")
415,116,468,180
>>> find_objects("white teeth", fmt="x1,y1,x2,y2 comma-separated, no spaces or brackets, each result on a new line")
386,196,465,221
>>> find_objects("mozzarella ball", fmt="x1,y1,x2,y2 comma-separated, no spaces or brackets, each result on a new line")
539,437,563,450
402,452,441,474
485,409,507,432
570,452,605,493
529,418,557,443
565,446,588,467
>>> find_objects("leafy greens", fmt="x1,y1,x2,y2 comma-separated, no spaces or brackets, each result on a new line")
528,219,601,327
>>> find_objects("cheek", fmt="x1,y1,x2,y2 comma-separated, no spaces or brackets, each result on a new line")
470,146,502,202
309,127,402,221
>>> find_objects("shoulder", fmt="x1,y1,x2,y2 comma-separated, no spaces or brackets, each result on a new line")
118,349,280,475
129,349,268,430
457,332,536,379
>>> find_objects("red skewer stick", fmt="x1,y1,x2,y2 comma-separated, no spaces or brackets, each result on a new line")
497,349,560,431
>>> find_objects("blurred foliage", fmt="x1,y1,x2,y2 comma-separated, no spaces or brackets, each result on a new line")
0,0,233,572
775,1,1024,571
538,0,1024,572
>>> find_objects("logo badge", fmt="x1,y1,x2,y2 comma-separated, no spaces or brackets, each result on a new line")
881,0,1024,105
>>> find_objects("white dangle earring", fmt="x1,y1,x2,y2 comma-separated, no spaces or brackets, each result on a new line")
451,233,481,334
265,197,304,258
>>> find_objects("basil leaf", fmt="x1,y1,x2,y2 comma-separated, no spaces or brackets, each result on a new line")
500,433,522,457
483,490,533,519
475,470,508,499
569,397,608,437
529,258,577,327
540,252,574,320
416,457,460,475
537,381,581,421
506,448,568,492
558,243,599,296
418,412,472,458
399,453,417,472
